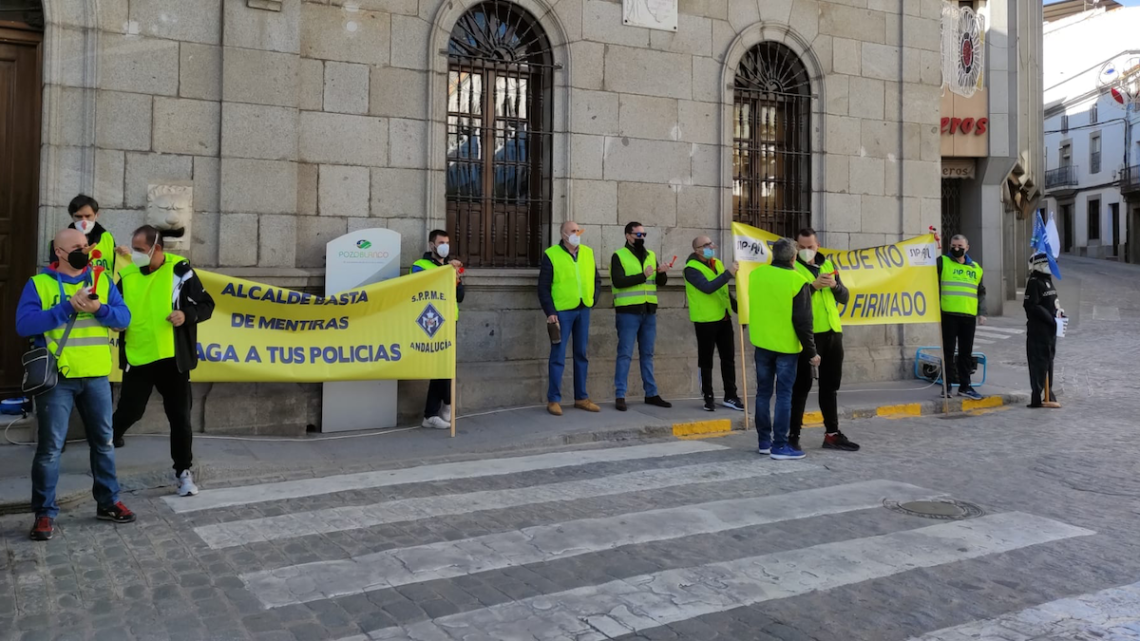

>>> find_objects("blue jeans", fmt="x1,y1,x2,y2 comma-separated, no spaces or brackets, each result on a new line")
614,313,657,399
548,307,591,402
754,348,800,449
32,376,121,518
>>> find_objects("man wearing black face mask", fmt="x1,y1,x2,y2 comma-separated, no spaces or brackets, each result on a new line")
16,228,135,540
938,234,987,400
610,222,671,411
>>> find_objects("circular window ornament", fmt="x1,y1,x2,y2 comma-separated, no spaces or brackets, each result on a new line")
955,6,984,97
1098,56,1140,109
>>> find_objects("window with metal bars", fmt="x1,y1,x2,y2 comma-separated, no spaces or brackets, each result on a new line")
732,42,812,238
0,0,43,29
445,1,554,268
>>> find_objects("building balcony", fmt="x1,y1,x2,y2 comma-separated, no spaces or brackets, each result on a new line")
1044,165,1079,196
1122,165,1140,197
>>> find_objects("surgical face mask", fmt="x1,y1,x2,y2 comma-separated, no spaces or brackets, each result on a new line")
1031,262,1051,274
798,248,816,263
702,247,715,260
65,249,89,270
74,220,93,235
131,247,154,267
566,233,581,248
950,247,966,258
435,243,450,259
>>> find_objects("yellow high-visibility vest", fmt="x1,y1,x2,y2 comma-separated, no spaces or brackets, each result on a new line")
939,255,983,315
795,259,842,334
683,258,730,323
118,253,186,366
545,244,595,311
30,272,114,378
611,247,657,307
747,265,808,354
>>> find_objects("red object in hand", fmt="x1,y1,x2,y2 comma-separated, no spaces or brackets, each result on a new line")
668,255,677,268
457,267,465,274
89,265,105,300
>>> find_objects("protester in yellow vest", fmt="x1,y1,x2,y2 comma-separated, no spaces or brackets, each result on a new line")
410,229,464,430
538,221,601,416
16,228,136,541
113,225,215,498
748,238,818,461
789,228,859,452
53,194,129,275
610,222,672,411
938,234,987,401
682,235,745,413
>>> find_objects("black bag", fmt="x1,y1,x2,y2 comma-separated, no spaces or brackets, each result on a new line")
21,315,78,397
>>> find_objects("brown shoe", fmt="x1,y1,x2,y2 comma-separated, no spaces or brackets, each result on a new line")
547,402,563,416
615,398,627,412
574,399,601,412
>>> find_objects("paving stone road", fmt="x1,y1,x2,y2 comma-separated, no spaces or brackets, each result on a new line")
2,257,1138,641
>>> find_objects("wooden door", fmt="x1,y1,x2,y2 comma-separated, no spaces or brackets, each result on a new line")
0,25,42,392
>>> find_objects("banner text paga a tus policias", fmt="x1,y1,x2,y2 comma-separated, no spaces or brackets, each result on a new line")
110,267,457,383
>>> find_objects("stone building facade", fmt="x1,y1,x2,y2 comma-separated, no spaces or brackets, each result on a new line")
4,0,1041,433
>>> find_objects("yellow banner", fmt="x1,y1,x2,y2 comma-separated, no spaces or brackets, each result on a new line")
111,267,456,383
731,222,941,326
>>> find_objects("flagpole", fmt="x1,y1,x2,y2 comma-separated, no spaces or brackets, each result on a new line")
739,322,749,431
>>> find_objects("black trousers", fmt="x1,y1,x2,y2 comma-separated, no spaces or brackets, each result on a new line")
694,318,737,400
790,331,844,439
1027,331,1056,406
425,379,451,418
941,314,977,388
112,358,193,474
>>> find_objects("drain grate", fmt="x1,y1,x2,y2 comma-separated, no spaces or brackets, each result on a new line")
884,499,984,520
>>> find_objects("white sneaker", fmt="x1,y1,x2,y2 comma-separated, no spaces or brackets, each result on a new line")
421,416,449,430
176,470,199,497
440,404,452,422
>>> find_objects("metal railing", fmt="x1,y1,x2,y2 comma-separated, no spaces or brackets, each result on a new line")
1122,165,1140,195
1045,165,1079,190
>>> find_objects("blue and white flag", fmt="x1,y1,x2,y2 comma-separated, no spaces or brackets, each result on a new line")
1031,211,1062,280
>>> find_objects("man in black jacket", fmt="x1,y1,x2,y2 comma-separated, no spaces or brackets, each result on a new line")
610,222,671,411
1024,252,1062,408
112,226,215,497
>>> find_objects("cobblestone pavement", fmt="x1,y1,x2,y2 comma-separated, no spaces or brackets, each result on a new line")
2,257,1139,641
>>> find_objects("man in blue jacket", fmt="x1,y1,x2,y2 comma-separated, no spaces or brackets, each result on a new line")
15,228,135,541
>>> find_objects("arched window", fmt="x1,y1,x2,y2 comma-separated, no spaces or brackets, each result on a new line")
732,42,812,237
0,0,44,29
446,1,553,268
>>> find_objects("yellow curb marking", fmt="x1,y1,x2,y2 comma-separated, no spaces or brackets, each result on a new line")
802,411,824,427
876,403,923,419
962,396,1004,411
672,419,732,439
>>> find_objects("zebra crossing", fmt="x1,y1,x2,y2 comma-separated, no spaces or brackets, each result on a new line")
971,322,1025,346
170,440,1100,640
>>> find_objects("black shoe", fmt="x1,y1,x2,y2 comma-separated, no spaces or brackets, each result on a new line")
722,397,745,411
615,398,627,412
823,431,860,451
789,437,801,452
29,516,54,541
113,435,125,448
703,397,715,412
1027,403,1043,409
645,395,672,408
96,502,136,524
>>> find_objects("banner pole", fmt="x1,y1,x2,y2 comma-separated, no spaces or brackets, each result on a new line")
450,376,457,438
451,267,458,438
739,322,749,431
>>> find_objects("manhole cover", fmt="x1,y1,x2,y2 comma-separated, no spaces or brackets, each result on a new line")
884,499,984,520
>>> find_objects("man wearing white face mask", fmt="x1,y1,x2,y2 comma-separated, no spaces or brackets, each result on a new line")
49,195,130,275
1023,252,1062,408
410,230,465,429
789,228,858,452
112,226,215,497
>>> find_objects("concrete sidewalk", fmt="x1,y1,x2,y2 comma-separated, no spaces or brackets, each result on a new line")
0,361,1031,514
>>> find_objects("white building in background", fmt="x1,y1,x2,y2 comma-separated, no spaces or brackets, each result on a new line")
1042,0,1140,263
